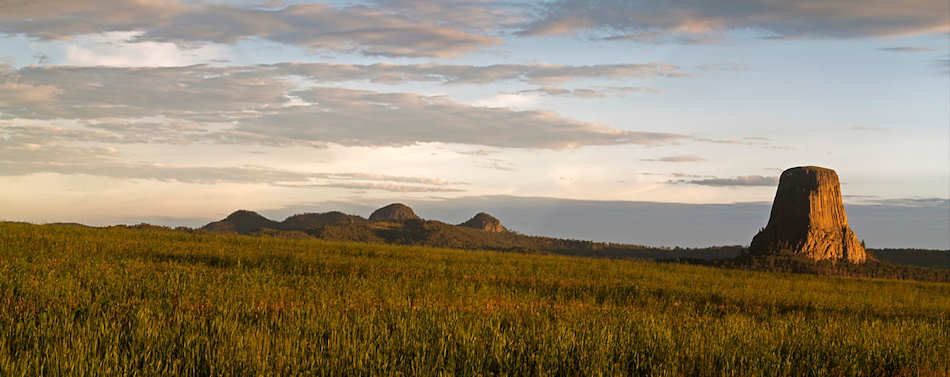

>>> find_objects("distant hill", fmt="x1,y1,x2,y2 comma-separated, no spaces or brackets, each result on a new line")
200,204,743,261
202,210,283,233
459,213,505,232
195,204,950,273
281,211,365,230
368,203,420,222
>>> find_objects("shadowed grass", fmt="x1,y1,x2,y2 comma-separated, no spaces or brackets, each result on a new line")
0,222,948,376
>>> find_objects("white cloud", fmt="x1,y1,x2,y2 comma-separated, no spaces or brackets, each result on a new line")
472,93,541,109
62,31,228,67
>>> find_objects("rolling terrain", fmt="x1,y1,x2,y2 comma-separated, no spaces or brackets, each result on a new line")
196,207,950,277
1,221,948,376
200,207,750,260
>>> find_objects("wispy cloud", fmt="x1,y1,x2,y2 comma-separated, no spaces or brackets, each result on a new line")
673,175,777,187
0,0,500,58
369,0,527,32
237,86,689,148
0,64,690,149
937,55,950,74
282,182,465,193
519,0,950,40
642,155,707,163
513,86,660,98
878,46,938,53
271,62,686,85
0,138,462,191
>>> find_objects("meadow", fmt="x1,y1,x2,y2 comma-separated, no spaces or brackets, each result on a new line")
0,222,948,376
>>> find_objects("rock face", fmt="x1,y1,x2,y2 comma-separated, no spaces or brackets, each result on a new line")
369,203,421,222
459,213,506,232
202,210,282,233
749,166,867,263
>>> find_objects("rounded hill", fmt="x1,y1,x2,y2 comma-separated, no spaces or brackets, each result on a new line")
282,211,362,230
459,212,506,232
369,203,421,222
202,210,281,233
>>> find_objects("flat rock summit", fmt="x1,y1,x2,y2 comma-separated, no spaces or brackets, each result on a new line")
750,166,867,263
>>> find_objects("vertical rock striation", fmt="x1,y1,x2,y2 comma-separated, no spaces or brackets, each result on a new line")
749,166,867,263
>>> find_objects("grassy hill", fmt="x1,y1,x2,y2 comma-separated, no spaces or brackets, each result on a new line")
1,221,948,376
198,210,950,274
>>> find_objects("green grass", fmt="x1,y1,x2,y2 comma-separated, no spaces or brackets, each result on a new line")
1,222,948,376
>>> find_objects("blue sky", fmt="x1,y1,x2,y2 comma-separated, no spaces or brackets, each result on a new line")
0,0,947,247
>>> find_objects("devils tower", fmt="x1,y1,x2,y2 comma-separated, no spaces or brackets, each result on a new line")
749,166,867,263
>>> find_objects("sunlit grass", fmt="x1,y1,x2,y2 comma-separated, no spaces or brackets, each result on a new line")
1,222,948,376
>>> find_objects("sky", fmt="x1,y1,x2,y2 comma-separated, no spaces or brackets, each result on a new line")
1,0,948,248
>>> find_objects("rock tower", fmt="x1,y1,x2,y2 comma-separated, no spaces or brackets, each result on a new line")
749,166,867,263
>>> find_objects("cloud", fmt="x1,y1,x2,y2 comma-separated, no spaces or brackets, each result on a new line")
878,46,938,53
321,173,452,186
369,0,527,32
1,65,294,120
642,155,707,163
483,158,517,172
0,82,63,105
849,197,950,208
674,175,777,187
62,31,228,67
597,30,725,44
1,62,684,120
283,182,465,193
519,0,950,40
0,0,499,58
0,137,462,191
937,55,950,74
514,86,660,98
0,64,690,149
236,86,688,148
0,142,312,184
272,62,686,85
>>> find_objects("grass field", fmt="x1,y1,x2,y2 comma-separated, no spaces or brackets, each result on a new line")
1,222,948,376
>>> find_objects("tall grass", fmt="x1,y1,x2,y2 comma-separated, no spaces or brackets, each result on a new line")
0,222,947,376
